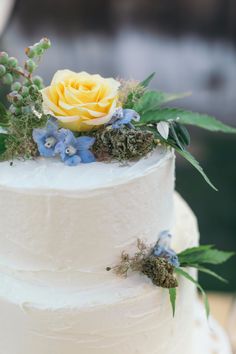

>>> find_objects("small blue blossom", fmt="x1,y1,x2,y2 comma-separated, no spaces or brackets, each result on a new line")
33,118,59,157
108,108,140,129
55,129,96,166
152,231,180,267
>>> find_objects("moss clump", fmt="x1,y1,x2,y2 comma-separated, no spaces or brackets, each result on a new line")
93,127,155,162
141,256,178,288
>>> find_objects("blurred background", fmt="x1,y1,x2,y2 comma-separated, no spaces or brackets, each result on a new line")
0,0,235,339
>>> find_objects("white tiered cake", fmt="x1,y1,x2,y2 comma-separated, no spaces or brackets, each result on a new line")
0,149,231,354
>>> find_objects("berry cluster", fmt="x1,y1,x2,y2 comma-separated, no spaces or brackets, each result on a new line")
0,38,51,160
0,37,51,116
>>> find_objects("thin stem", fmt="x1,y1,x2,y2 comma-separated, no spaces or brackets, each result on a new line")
9,67,32,83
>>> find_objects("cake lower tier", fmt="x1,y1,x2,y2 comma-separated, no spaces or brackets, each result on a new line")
0,194,231,354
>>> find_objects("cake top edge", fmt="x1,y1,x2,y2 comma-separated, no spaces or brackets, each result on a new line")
0,148,174,192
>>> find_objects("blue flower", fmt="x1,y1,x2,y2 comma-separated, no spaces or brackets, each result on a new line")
108,108,140,129
55,129,96,166
152,231,180,267
33,119,59,157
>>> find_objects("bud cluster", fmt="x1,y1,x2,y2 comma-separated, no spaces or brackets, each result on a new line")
0,37,51,116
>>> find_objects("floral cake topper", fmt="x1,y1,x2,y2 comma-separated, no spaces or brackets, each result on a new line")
0,38,236,189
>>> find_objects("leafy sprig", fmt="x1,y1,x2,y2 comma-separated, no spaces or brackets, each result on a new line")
130,72,236,190
172,245,235,317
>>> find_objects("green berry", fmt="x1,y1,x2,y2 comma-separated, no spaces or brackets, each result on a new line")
25,46,36,58
21,86,29,97
40,38,51,49
7,91,23,106
29,84,39,95
33,75,43,88
7,91,18,103
8,57,18,68
0,64,6,77
11,81,21,91
36,47,44,56
23,79,31,87
9,105,22,115
0,52,9,64
15,94,23,107
25,59,37,73
2,73,13,85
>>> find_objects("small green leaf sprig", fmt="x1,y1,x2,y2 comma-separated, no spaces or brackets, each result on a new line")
107,238,234,317
0,38,51,160
119,73,236,190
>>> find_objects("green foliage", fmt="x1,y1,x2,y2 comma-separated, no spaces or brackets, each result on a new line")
140,108,236,133
175,245,234,317
175,267,210,318
189,265,227,283
140,72,156,88
174,148,217,191
134,91,190,115
178,245,235,266
168,122,190,150
0,133,8,155
0,102,10,127
169,288,177,317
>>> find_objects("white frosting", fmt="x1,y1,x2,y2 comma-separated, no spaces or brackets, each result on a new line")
0,193,201,354
0,148,172,192
0,148,175,290
0,152,228,354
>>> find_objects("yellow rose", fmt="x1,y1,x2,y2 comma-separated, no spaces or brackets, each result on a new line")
41,70,120,132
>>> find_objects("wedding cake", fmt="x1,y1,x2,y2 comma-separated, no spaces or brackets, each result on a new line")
0,38,234,354
0,149,232,354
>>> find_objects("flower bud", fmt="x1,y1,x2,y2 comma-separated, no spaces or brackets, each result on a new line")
25,59,37,73
21,86,29,97
2,73,13,85
8,57,18,68
39,37,51,49
25,46,36,58
0,52,9,64
29,84,39,95
0,64,6,77
11,81,21,91
33,75,43,88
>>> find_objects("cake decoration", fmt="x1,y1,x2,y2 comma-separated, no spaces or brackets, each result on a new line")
107,231,234,316
0,38,236,189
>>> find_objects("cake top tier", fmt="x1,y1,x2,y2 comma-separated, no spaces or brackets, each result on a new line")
0,149,173,191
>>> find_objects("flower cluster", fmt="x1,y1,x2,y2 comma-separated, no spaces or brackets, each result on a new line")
107,231,179,288
33,119,95,166
152,231,180,267
1,38,235,187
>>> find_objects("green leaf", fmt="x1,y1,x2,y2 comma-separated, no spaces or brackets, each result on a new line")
140,72,156,88
190,265,227,283
175,267,210,318
0,102,10,128
178,245,235,266
169,288,177,317
134,91,191,115
174,147,217,191
140,108,236,133
0,133,8,155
